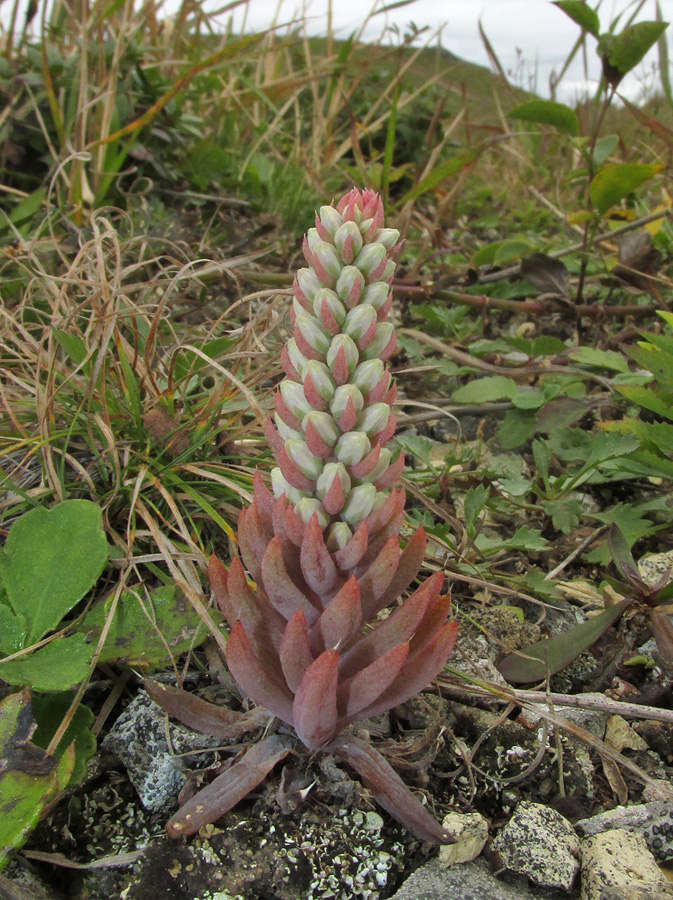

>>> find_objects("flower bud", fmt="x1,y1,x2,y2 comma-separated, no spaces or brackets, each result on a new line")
286,338,309,379
335,431,370,466
317,205,343,239
381,259,396,283
326,334,359,379
313,289,346,330
302,410,339,447
336,266,365,308
294,497,329,529
334,221,364,265
305,227,321,254
280,380,311,421
295,313,331,355
353,358,385,394
330,384,364,420
271,468,306,505
275,414,301,442
285,438,324,480
312,241,342,284
361,282,390,311
361,322,395,361
354,242,387,278
303,360,336,404
325,521,353,552
376,228,401,250
360,447,391,483
316,462,351,502
295,267,322,306
358,402,391,436
341,483,376,525
344,304,377,344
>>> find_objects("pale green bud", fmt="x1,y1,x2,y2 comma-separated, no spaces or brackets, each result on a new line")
306,227,321,254
325,521,353,552
316,462,351,502
285,438,324,480
280,380,311,420
341,483,376,525
287,338,309,379
354,242,386,278
313,241,343,281
313,289,346,327
330,384,364,419
377,228,400,250
361,282,390,311
326,334,359,376
275,414,301,442
318,205,343,238
344,304,377,342
295,313,331,355
381,259,396,282
353,358,384,394
294,497,330,529
303,410,340,446
358,402,390,436
334,221,364,263
336,266,365,306
271,468,306,505
335,431,370,466
303,360,336,403
362,322,395,360
360,447,391,483
296,267,322,304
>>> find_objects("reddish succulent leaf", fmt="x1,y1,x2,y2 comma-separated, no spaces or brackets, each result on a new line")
275,391,303,430
293,649,339,749
323,472,347,515
144,679,268,739
301,514,339,597
337,642,409,721
375,451,405,489
364,487,405,536
358,535,400,608
225,556,285,648
367,370,392,404
264,418,285,457
208,554,230,619
652,611,673,659
226,622,294,724
283,501,306,547
373,410,396,445
166,734,294,837
498,599,632,684
305,417,334,459
252,471,275,533
333,520,368,570
358,620,458,719
339,584,432,679
313,576,362,653
261,536,319,624
408,593,452,655
362,526,427,620
357,508,404,569
331,735,454,844
238,504,269,583
279,609,314,692
349,444,381,479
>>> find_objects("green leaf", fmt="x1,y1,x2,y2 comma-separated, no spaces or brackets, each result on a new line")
0,500,108,645
395,434,435,469
589,163,663,215
75,584,219,667
172,337,237,383
567,346,629,372
52,329,88,367
464,484,488,535
598,21,668,79
8,188,47,225
31,694,96,786
554,0,600,37
452,376,517,404
540,496,584,534
0,603,26,655
475,525,548,554
532,438,551,481
0,690,75,872
0,635,92,692
497,409,537,449
473,239,531,267
592,134,619,167
614,384,673,420
626,343,673,389
498,599,632,683
396,149,479,207
507,100,579,136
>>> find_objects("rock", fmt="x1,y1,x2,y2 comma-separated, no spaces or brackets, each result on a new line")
637,550,673,586
438,812,489,867
102,690,220,812
388,858,537,900
491,801,580,891
580,830,667,900
604,716,649,752
576,802,673,863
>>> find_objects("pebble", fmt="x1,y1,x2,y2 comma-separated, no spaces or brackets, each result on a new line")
438,812,489,867
490,801,580,891
576,802,673,863
580,830,668,900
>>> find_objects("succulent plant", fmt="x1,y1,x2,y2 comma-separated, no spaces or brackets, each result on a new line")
153,188,457,844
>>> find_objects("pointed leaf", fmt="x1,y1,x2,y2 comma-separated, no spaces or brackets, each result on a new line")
599,21,668,79
279,610,314,692
300,515,339,597
507,100,579,136
261,537,319,624
338,642,409,721
554,1,600,37
362,526,427,620
252,470,275,533
208,554,230,620
166,734,294,837
498,599,632,683
358,536,400,613
313,576,362,653
364,487,405,536
225,555,285,647
225,622,294,724
293,649,339,749
608,523,646,588
238,504,270,583
333,520,369,571
144,679,268,739
331,735,454,844
590,164,662,216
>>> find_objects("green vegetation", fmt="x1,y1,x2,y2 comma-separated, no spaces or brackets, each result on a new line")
1,0,673,871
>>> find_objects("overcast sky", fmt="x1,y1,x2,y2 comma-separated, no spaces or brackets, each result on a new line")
221,0,673,101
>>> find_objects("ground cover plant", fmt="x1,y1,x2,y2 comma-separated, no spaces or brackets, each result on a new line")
1,0,673,896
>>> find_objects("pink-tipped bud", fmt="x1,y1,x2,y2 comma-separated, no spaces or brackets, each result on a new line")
274,414,301,443
360,447,391,483
354,242,386,279
353,359,385,395
381,259,396,284
326,334,359,382
334,221,364,265
295,313,331,357
344,304,377,348
280,380,311,421
330,384,364,421
271,467,306,505
341,483,376,525
303,410,340,448
311,241,342,285
295,268,322,308
335,431,371,466
361,188,384,226
303,360,336,406
317,463,351,515
377,228,401,250
305,227,321,255
362,322,396,361
361,282,390,311
285,438,324,480
358,402,390,437
314,289,346,334
336,266,365,309
294,497,329,529
316,205,343,239
325,521,353,552
286,339,309,380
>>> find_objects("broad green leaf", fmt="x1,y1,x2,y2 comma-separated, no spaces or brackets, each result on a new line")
473,239,531,267
0,635,92,692
614,384,673,420
567,346,629,372
395,434,435,469
75,584,219,666
464,484,488,535
8,188,46,225
598,21,668,78
0,500,108,644
0,690,75,872
540,497,584,534
497,409,536,449
589,163,662,215
547,426,593,462
592,134,619,167
172,337,237,383
0,603,26,655
52,328,88,367
498,599,632,683
396,149,479,206
554,0,600,37
452,376,517,404
532,439,551,480
585,503,659,565
476,525,548,554
507,99,579,136
626,343,673,389
32,694,96,786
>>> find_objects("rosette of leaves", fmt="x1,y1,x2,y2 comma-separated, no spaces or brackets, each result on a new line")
154,189,457,844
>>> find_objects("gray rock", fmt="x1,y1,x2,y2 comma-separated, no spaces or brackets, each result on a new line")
576,802,673,863
491,801,580,891
580,830,667,900
387,858,536,900
438,812,489,867
102,690,220,812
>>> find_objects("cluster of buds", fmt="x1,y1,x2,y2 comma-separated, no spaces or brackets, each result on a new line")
166,189,457,844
